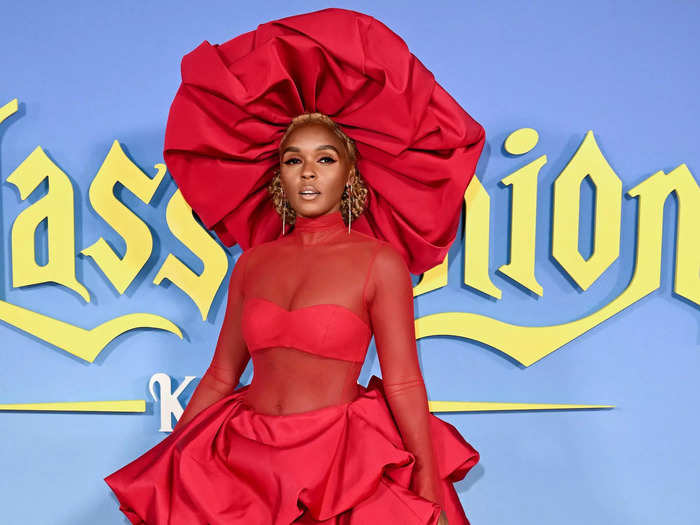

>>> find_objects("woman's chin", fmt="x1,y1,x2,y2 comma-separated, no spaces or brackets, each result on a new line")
293,201,339,218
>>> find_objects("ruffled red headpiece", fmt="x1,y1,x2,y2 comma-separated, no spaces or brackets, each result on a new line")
163,7,485,274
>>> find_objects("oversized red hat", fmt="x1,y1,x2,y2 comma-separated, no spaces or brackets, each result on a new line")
163,7,485,275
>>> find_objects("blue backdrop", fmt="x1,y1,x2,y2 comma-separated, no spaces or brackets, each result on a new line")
1,1,699,523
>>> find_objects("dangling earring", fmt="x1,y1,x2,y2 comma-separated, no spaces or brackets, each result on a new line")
281,186,287,236
346,182,352,235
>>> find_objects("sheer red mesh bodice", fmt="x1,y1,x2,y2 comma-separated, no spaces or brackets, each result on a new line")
174,209,446,508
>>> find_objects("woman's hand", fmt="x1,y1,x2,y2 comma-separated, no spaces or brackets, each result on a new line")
438,510,449,525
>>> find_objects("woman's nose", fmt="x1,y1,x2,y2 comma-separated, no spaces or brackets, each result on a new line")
301,169,317,180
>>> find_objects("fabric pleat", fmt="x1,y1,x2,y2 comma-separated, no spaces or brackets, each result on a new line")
105,376,479,525
163,7,485,274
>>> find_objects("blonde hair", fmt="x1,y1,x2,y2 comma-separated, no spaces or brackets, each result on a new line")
268,113,368,227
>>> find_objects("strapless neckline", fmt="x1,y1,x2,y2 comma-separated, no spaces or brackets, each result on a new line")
241,295,372,363
244,296,371,330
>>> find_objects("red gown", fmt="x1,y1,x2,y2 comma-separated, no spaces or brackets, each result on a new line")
105,210,479,524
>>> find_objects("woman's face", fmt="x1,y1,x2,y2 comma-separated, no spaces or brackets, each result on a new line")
279,123,352,218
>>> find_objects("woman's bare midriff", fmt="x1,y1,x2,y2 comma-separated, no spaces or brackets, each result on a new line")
242,346,363,415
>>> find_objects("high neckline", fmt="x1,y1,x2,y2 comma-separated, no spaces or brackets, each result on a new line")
294,210,345,232
290,210,346,245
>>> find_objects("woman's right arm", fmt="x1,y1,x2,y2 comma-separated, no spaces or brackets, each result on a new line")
173,249,251,432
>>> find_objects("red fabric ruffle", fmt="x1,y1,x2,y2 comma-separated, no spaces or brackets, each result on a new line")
163,7,485,275
105,376,479,524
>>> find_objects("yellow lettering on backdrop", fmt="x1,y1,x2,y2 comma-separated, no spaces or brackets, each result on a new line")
413,174,503,299
7,147,90,301
415,160,700,367
153,190,229,320
2,110,697,371
0,296,182,362
504,127,539,156
0,99,18,123
80,141,167,294
497,155,546,296
0,125,181,363
413,256,448,297
0,400,145,412
628,164,700,305
428,400,613,412
463,175,502,299
552,131,622,290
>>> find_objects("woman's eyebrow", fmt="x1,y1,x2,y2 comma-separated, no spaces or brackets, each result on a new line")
282,145,340,154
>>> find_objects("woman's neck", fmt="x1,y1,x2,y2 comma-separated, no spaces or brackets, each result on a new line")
290,210,347,245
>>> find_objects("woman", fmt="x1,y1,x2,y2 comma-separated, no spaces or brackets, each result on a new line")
105,8,485,525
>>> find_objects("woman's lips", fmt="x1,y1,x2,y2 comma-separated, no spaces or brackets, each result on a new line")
299,191,320,200
299,187,321,200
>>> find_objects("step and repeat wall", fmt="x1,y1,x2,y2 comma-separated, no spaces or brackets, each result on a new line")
1,1,699,524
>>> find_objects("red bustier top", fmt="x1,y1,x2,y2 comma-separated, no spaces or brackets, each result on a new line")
175,210,446,508
242,295,372,363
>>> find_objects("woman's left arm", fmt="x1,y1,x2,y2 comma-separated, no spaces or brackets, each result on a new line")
366,243,444,510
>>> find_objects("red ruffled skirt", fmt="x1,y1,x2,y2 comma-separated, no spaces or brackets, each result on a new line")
105,376,479,524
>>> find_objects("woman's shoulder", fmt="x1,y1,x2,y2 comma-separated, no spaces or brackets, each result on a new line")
233,241,273,275
345,231,397,263
347,233,410,276
347,229,382,249
240,234,289,258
